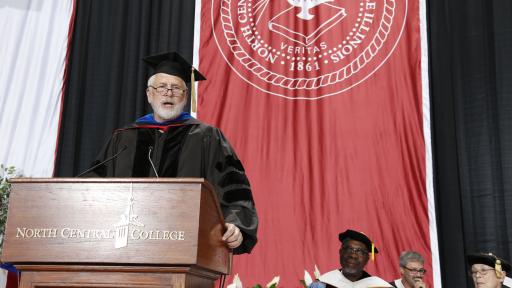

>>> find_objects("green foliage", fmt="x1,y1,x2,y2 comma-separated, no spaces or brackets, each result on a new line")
251,282,279,288
0,165,17,252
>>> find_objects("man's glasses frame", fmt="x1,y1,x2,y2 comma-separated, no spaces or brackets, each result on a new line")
402,266,427,275
341,246,369,257
470,268,495,277
148,85,187,97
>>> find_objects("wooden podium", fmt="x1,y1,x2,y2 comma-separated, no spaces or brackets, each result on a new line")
1,178,231,287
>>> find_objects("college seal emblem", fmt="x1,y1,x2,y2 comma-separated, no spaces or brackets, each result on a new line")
211,0,407,99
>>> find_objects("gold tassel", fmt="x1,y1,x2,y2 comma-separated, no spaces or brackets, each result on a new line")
371,243,375,261
496,259,503,278
191,67,197,113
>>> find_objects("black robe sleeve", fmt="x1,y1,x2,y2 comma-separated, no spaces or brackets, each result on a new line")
80,129,137,177
202,127,258,254
80,135,117,177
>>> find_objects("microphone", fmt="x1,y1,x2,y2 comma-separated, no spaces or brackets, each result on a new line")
148,146,159,177
76,145,128,177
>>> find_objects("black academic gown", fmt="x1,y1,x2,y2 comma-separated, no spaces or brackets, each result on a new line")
85,118,258,254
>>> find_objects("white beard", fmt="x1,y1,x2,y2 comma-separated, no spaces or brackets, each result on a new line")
152,99,186,122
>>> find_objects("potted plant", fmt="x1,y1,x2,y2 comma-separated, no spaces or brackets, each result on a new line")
0,165,17,253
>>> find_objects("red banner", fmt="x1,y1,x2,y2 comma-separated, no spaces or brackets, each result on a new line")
195,0,436,286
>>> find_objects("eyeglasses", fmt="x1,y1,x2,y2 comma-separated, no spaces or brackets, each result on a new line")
403,267,427,275
342,246,369,256
471,268,495,277
149,85,187,97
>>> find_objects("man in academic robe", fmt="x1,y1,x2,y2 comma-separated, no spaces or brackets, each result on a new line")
389,251,428,288
83,52,258,254
310,229,392,288
468,253,511,288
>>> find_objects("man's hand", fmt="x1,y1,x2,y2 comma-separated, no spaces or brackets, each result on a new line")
413,280,427,288
222,223,243,249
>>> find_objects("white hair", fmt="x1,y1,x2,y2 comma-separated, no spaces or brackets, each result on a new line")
147,75,156,87
399,251,425,267
147,74,187,89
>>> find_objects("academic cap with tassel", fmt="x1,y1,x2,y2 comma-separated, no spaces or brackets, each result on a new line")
143,51,206,112
339,229,379,261
467,252,511,278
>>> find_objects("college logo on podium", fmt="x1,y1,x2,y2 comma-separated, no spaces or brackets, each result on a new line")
113,191,144,248
211,0,408,99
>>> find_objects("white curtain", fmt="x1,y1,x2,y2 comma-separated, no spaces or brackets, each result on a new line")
0,0,74,177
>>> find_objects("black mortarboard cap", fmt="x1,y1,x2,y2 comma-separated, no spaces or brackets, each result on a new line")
143,51,206,82
467,253,511,273
339,229,379,254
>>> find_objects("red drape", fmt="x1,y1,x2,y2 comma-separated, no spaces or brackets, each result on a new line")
196,0,433,286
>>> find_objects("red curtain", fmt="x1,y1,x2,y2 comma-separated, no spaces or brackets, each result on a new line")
196,0,434,286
